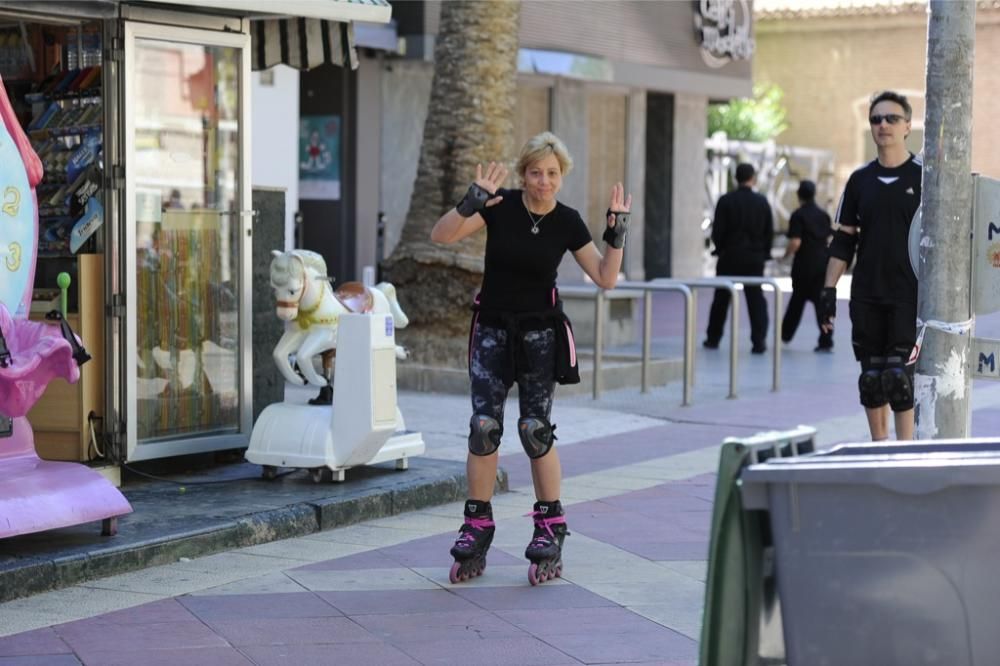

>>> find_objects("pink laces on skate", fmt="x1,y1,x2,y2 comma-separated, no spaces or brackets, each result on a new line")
455,516,494,546
526,511,567,543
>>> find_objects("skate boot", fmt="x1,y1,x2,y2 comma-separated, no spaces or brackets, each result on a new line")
449,500,496,583
524,500,569,586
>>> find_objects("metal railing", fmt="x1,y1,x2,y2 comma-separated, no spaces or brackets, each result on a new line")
560,275,783,402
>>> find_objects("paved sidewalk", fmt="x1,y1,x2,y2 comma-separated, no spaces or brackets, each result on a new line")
3,288,1000,664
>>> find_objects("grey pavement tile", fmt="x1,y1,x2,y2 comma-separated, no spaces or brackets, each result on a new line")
0,588,162,635
543,627,699,664
173,551,305,577
619,541,710,561
205,616,378,647
367,512,462,533
351,609,525,643
654,560,708,583
81,563,245,596
240,642,420,665
286,567,440,592
239,538,370,562
451,583,617,611
496,606,669,636
302,524,418,547
0,628,71,657
395,636,583,666
69,647,252,666
0,656,81,665
584,578,704,609
317,589,480,615
190,571,308,596
54,620,228,657
291,550,404,571
628,603,704,640
178,592,341,621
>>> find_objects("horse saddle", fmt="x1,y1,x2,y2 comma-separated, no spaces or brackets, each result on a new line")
333,282,374,313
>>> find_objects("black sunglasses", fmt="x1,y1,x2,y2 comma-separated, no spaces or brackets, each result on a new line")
869,114,906,125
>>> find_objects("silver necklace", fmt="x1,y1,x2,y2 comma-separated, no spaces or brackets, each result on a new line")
523,197,552,235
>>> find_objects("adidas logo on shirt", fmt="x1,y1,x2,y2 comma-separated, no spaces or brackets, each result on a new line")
905,187,915,195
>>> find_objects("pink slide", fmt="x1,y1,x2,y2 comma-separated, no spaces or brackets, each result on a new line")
0,73,131,539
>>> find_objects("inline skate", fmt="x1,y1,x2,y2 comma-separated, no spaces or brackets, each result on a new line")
525,500,569,586
449,500,495,583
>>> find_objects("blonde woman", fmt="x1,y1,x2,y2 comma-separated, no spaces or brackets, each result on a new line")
430,132,632,585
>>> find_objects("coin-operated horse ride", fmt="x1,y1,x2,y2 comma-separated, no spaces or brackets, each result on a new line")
245,249,424,482
0,74,131,538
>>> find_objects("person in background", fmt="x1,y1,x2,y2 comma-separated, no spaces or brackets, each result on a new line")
430,131,632,585
781,179,834,352
820,90,921,441
704,162,774,354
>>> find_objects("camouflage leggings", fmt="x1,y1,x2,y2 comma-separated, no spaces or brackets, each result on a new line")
469,322,556,428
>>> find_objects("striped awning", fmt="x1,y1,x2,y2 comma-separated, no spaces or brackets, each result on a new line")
251,18,358,71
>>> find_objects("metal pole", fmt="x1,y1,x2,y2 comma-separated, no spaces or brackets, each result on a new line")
593,289,604,400
772,285,782,391
641,290,652,393
915,0,976,438
683,286,694,406
690,289,698,386
728,285,739,399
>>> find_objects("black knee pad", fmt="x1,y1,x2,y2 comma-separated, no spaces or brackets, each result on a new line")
518,417,556,459
468,414,501,456
881,359,914,412
858,359,888,407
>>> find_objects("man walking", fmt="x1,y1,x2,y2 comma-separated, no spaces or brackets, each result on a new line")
821,90,921,441
704,162,774,354
781,179,834,351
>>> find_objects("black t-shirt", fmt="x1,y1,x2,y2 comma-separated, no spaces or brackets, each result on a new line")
835,154,922,304
788,201,831,280
478,188,593,312
710,186,774,263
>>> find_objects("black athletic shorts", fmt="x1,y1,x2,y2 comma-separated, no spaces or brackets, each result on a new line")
849,299,917,363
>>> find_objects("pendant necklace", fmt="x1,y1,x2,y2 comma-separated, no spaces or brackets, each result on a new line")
523,197,551,235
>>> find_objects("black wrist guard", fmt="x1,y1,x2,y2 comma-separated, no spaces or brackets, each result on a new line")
456,183,492,217
603,209,629,249
819,287,837,326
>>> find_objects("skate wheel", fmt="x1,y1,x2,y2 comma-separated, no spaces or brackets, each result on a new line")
449,561,462,585
554,565,562,578
261,465,278,480
528,562,541,586
309,468,326,483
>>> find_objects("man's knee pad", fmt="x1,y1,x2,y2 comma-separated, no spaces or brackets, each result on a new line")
858,360,887,408
468,414,501,456
881,360,914,412
517,417,555,459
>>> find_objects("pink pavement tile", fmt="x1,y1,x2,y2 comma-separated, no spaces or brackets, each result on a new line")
543,627,699,664
0,628,72,657
292,550,402,571
350,609,524,643
395,636,582,666
57,599,196,628
0,656,81,665
178,592,341,621
317,589,480,615
451,584,617,611
53,621,228,658
240,642,420,666
67,647,252,666
496,606,668,636
205,616,378,647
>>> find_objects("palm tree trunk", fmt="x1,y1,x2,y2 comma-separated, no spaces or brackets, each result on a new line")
383,0,520,367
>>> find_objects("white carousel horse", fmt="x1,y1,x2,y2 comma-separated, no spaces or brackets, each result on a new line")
269,249,409,387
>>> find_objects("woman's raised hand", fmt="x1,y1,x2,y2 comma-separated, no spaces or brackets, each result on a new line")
608,182,632,217
476,162,508,207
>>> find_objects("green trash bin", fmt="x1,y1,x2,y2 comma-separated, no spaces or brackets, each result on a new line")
699,426,815,666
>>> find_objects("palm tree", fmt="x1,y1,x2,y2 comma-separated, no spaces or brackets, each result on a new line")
383,0,520,367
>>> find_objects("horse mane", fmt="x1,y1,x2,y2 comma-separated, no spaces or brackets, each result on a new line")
270,249,328,288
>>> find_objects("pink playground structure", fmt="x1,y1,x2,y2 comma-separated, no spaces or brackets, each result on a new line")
0,73,131,539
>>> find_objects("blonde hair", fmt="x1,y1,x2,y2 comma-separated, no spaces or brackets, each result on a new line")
516,131,573,179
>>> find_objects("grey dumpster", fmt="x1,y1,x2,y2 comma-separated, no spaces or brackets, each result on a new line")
740,438,1000,666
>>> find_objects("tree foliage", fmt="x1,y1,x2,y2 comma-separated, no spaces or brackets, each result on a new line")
707,83,789,142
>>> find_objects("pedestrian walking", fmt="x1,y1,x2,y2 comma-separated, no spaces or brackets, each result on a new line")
429,131,632,585
704,162,774,353
821,90,921,441
781,179,834,351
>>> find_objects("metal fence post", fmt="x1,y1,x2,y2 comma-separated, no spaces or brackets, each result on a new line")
641,290,652,393
593,289,605,399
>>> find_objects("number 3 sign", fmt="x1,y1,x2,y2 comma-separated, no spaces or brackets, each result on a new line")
0,73,42,318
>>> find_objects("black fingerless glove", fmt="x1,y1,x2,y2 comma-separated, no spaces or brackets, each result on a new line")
456,183,492,217
819,287,837,326
602,209,629,249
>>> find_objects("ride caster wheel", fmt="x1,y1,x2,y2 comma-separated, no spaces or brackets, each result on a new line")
309,468,327,484
528,562,544,586
261,465,278,480
449,561,463,584
449,559,486,584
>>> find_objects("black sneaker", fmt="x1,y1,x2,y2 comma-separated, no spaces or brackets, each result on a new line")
814,345,834,353
751,345,767,354
702,340,719,350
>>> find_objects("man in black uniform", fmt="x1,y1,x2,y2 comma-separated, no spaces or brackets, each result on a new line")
704,163,774,353
781,179,833,351
821,90,921,440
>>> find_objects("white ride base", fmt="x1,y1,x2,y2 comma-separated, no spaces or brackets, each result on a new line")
246,313,425,482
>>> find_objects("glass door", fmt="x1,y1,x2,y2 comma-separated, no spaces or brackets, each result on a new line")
123,22,251,461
